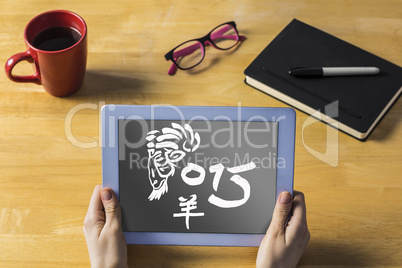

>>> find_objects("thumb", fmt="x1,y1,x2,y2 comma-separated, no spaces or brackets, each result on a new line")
268,191,293,235
101,188,122,228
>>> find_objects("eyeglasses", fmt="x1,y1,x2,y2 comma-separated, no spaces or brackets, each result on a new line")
164,21,246,75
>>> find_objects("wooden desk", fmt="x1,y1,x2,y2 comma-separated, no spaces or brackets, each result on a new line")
1,0,401,266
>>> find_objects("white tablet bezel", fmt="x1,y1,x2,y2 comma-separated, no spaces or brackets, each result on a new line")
101,105,295,246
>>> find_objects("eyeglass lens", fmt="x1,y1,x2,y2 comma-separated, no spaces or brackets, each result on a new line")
173,40,204,69
172,23,239,70
210,24,239,49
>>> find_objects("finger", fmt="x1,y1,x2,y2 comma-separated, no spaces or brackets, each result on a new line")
286,191,310,244
84,185,105,239
100,187,122,230
287,191,307,225
267,191,293,236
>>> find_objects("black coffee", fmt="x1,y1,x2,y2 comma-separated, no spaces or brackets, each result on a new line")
32,26,82,51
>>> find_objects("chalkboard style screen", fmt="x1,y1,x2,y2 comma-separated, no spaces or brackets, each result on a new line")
119,119,279,234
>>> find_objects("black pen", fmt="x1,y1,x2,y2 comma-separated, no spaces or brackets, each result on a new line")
289,67,380,77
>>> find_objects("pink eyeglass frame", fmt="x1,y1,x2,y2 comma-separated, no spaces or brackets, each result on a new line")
164,21,246,75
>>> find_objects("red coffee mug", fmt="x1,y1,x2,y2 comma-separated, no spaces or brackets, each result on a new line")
5,10,87,97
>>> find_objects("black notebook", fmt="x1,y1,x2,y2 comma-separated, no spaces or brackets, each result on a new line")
244,19,402,140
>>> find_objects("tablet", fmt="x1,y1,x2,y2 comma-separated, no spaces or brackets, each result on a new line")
101,105,295,246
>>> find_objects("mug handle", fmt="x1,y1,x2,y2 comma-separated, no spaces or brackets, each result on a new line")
5,51,40,83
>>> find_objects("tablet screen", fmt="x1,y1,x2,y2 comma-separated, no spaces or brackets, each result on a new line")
118,119,279,234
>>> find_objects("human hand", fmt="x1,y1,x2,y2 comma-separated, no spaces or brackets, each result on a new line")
256,190,310,268
84,185,128,268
